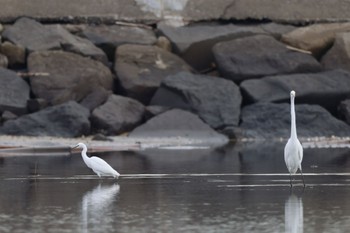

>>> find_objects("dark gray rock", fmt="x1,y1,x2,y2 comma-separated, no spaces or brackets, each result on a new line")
240,102,350,139
27,98,48,113
240,69,350,114
91,95,145,135
158,23,267,71
0,101,90,137
338,99,350,124
28,50,113,105
130,109,229,144
1,111,17,122
213,35,322,82
2,17,62,51
80,24,157,61
80,87,112,112
0,53,8,68
150,72,242,129
48,24,109,65
0,68,30,115
144,105,171,120
321,32,350,71
0,41,26,67
115,44,192,104
2,18,108,64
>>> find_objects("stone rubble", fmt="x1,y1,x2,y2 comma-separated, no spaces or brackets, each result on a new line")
1,17,350,142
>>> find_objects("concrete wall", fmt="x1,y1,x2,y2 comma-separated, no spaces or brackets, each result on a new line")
0,0,350,24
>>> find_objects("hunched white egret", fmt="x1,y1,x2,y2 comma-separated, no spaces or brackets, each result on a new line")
72,142,120,179
284,90,305,187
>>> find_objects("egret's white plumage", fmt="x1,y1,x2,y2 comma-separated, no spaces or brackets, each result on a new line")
73,142,120,178
284,90,305,187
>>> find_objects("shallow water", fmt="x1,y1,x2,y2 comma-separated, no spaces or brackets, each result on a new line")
0,142,350,233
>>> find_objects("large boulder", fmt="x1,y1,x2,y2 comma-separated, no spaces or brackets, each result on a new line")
321,32,350,71
0,68,30,115
213,35,321,82
0,54,8,68
130,108,229,144
91,95,145,135
0,41,26,67
239,102,350,139
28,51,113,105
157,23,267,71
0,101,90,137
2,18,108,64
2,17,62,51
114,44,192,104
80,87,112,112
338,99,350,125
282,22,350,57
80,25,157,61
48,24,108,65
240,69,350,114
150,72,242,129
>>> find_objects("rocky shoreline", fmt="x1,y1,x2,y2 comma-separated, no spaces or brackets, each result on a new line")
2,17,350,142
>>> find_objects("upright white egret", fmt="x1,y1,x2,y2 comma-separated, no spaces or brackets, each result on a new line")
72,142,120,179
284,90,305,187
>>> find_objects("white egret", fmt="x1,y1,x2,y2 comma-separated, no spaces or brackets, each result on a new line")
284,90,305,187
72,142,120,178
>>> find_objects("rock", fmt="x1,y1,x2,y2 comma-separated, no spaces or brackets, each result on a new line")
144,105,171,120
80,87,112,112
114,44,192,104
27,98,48,113
281,22,350,57
0,101,90,137
129,109,229,144
150,72,242,129
48,24,109,65
158,23,267,71
338,99,350,124
240,102,350,139
2,17,62,51
0,54,8,68
28,50,113,105
1,111,17,122
2,18,108,64
259,22,296,39
0,23,3,32
321,33,350,71
80,25,157,61
91,95,145,135
240,69,350,114
0,68,30,115
213,35,322,82
155,36,172,52
0,41,26,67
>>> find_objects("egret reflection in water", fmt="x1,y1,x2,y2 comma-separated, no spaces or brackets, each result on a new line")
285,192,303,233
81,184,120,232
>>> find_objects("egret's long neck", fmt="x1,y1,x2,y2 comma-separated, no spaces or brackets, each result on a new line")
290,96,297,139
81,145,90,164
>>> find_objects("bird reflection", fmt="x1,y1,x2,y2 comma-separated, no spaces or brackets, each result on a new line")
285,192,303,233
81,184,120,233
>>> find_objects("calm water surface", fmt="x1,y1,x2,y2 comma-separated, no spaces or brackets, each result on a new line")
0,142,350,233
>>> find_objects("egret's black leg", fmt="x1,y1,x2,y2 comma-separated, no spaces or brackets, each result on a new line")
290,174,293,188
300,169,305,187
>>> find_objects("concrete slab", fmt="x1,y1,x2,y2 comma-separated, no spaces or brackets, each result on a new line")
0,0,350,24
